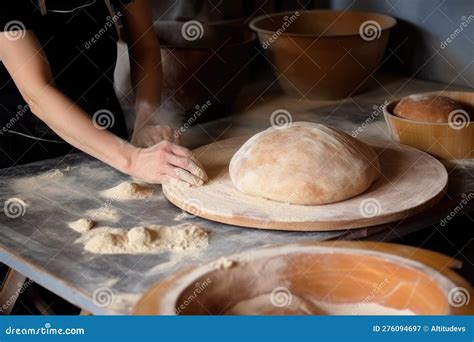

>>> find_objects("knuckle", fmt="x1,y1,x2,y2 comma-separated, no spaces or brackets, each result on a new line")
156,149,167,160
158,140,169,148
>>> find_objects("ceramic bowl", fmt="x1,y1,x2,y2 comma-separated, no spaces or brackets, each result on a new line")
250,10,396,100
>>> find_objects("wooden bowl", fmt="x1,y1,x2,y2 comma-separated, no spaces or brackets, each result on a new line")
250,10,396,100
134,241,473,315
155,21,256,123
384,91,474,160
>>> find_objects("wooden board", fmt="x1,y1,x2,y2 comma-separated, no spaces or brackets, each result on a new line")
163,136,448,231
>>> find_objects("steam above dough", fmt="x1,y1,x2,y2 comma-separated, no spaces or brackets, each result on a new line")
229,122,380,205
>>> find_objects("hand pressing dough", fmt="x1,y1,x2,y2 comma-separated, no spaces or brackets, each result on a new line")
189,157,209,184
229,122,380,205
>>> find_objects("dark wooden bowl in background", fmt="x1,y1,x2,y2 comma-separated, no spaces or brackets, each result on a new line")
156,20,257,124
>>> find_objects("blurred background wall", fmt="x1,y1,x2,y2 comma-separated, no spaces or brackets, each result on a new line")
330,0,473,88
149,0,473,87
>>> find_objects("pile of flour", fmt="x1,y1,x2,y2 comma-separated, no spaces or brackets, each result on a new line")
100,182,154,201
75,223,208,255
68,218,95,233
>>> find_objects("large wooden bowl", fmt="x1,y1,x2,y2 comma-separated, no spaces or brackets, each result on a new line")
134,242,473,315
156,21,256,123
384,91,474,160
250,10,396,100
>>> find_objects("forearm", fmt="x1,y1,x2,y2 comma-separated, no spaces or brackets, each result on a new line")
130,48,162,128
28,85,136,174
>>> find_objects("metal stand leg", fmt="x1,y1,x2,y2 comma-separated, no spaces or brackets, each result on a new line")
0,269,26,315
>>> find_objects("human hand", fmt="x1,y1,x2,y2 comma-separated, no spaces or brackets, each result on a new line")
128,140,208,185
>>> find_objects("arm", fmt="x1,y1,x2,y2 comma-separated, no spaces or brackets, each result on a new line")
123,0,180,147
0,31,206,185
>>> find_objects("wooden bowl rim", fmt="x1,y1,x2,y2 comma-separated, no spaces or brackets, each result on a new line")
249,9,397,38
157,244,459,315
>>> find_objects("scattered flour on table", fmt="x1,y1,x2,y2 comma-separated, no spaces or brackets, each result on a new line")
76,223,208,254
68,218,95,233
43,169,65,178
84,206,120,223
173,212,190,221
100,182,154,201
11,167,70,193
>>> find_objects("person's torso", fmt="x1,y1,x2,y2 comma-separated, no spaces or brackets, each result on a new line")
0,0,128,139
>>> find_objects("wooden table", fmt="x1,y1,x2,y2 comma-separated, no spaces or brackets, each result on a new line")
0,75,472,314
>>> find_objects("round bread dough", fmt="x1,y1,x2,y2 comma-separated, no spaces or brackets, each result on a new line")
229,122,380,205
393,94,467,123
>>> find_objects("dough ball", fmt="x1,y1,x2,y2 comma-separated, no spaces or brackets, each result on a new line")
229,122,380,205
393,94,468,123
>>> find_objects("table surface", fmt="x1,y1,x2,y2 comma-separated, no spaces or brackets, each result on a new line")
0,75,472,315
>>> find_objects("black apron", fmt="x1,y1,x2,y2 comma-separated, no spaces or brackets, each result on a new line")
0,0,130,168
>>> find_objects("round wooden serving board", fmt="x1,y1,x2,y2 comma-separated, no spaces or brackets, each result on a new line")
163,136,448,231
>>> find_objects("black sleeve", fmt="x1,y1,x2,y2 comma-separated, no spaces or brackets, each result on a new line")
0,0,35,32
